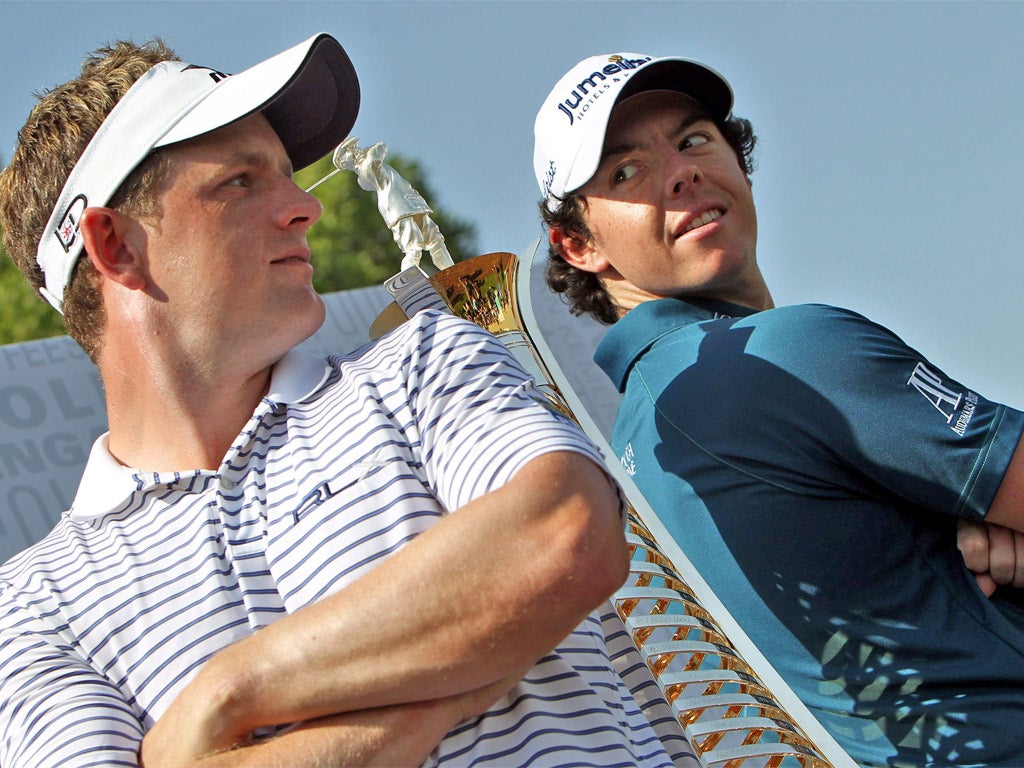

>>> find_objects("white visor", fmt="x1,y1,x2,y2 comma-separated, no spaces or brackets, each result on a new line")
36,32,359,312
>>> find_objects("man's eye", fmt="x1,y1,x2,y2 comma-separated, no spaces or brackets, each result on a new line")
225,174,250,187
611,164,640,184
680,133,711,150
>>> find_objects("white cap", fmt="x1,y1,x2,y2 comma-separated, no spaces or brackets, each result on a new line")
36,32,359,312
533,52,733,209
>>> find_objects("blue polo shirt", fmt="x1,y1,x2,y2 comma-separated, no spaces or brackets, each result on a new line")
596,297,1024,767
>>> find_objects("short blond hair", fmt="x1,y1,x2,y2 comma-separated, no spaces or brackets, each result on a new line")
0,39,178,362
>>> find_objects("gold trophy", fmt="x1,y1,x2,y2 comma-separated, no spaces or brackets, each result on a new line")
320,139,852,768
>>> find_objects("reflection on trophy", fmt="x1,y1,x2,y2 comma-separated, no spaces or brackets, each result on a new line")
333,137,454,273
334,139,850,768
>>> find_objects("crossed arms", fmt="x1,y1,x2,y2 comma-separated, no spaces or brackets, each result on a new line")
140,450,628,767
958,434,1024,595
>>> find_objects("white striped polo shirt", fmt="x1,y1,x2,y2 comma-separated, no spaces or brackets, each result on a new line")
0,311,688,768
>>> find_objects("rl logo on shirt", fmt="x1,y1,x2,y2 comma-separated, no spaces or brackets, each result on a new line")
907,362,978,436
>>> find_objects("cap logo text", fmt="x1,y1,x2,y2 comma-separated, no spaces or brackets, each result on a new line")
556,55,651,126
543,160,556,197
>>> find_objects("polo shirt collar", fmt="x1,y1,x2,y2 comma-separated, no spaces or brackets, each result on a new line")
595,296,757,390
265,347,332,404
68,349,331,521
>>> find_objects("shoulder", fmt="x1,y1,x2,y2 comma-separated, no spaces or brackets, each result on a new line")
331,311,501,368
733,303,911,357
374,310,497,350
0,520,79,633
326,311,526,398
640,302,920,399
743,303,883,332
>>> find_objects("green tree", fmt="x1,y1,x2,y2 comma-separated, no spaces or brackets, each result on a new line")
0,151,477,345
0,224,66,345
295,153,477,294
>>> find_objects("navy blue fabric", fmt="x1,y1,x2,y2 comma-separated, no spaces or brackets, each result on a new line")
597,297,1024,767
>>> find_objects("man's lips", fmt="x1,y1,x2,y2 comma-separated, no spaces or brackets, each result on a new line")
678,208,724,236
271,251,311,265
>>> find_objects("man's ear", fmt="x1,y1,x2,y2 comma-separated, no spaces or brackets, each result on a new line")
550,227,609,274
79,207,147,291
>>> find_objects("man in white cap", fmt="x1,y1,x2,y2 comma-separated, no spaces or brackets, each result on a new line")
0,37,686,767
534,52,1024,766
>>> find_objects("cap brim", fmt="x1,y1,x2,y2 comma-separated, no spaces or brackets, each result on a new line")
263,38,359,169
618,59,732,122
159,33,359,171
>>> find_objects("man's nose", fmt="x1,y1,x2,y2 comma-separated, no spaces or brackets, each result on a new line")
279,181,324,230
667,154,703,197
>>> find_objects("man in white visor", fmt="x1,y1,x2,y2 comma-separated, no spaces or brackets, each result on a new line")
0,36,683,768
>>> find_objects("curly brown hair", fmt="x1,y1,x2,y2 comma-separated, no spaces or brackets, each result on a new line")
0,40,178,363
539,112,758,324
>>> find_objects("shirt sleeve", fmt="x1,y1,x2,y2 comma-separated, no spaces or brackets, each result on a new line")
396,311,614,512
738,304,1024,520
0,583,144,768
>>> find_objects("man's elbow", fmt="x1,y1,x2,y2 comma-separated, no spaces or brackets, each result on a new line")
556,464,631,606
514,451,631,612
583,506,631,602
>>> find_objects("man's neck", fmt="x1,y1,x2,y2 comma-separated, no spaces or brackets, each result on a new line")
610,278,775,319
100,349,274,472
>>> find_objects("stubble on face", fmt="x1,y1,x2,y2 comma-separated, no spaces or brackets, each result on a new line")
132,114,326,371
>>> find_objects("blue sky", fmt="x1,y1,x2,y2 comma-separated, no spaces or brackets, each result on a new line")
1,1,1020,408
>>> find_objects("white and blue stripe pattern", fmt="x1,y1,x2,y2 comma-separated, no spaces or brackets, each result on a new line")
0,311,679,768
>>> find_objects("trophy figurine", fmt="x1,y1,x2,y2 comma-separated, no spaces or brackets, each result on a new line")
333,137,454,273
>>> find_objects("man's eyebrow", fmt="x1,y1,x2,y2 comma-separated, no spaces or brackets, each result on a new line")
600,110,715,164
222,149,293,176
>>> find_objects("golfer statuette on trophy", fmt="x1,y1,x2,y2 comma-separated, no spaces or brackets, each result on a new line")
333,137,454,273
318,137,452,316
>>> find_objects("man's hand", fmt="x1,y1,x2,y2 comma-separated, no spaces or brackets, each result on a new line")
140,670,525,768
957,518,1024,596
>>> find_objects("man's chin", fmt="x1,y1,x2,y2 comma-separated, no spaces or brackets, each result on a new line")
278,292,328,351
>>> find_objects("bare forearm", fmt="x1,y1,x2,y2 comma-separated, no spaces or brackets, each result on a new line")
169,452,627,747
144,700,456,768
142,663,528,767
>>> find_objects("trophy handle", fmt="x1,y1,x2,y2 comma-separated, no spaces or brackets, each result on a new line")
370,244,854,768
